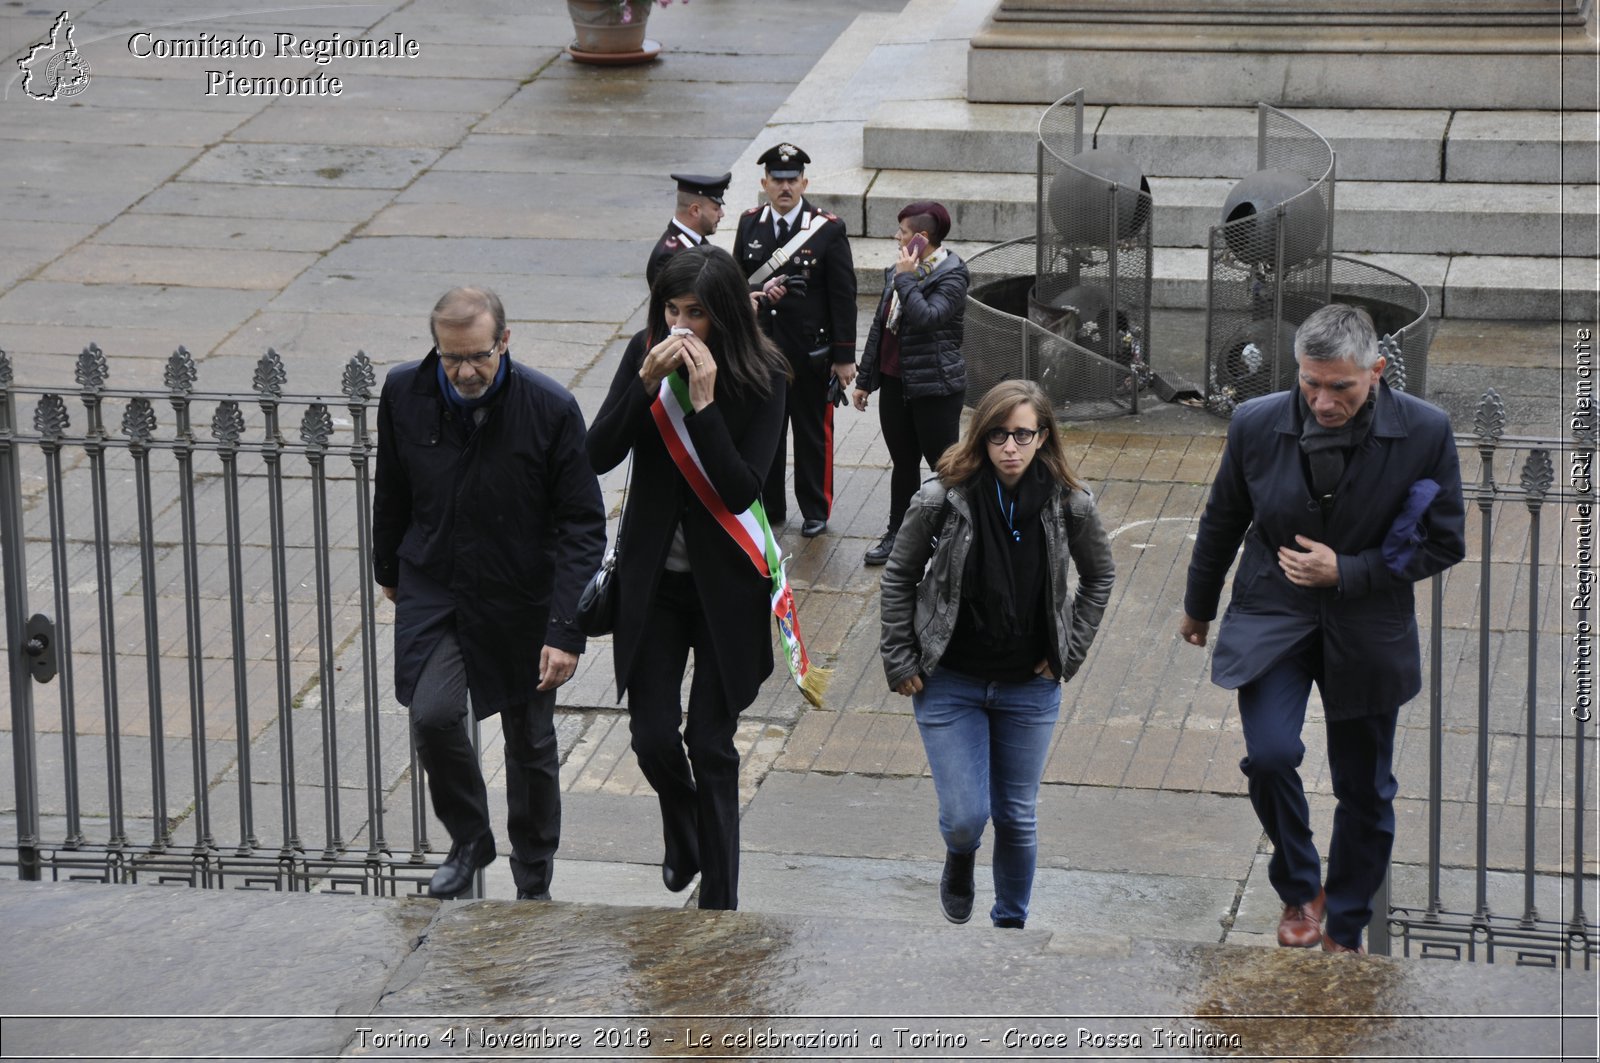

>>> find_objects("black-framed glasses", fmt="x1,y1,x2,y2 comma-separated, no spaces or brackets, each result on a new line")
436,344,499,370
985,426,1043,447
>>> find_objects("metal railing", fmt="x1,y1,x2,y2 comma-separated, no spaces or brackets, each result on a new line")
2,352,1595,965
0,346,443,894
1381,389,1597,967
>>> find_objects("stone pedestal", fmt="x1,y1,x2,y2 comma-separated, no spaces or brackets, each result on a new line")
969,0,1598,109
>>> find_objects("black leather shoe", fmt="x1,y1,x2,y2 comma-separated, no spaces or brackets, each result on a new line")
863,527,897,566
940,850,975,924
662,860,698,893
801,519,827,538
516,888,552,901
427,833,496,899
994,917,1025,929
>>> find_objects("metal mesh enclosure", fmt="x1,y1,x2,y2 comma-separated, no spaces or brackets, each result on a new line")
960,89,1153,418
1036,91,1153,393
1329,254,1433,396
966,237,1140,419
1203,104,1335,417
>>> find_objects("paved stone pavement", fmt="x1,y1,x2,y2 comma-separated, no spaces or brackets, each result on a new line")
0,0,1593,974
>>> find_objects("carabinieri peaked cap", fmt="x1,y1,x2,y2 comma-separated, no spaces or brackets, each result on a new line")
670,172,732,204
756,143,809,179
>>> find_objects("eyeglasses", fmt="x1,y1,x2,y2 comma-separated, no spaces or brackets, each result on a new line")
437,345,499,370
985,426,1043,447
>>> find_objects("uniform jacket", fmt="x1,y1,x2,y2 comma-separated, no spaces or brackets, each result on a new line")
586,331,788,712
879,476,1116,690
733,199,857,365
373,351,606,717
645,221,703,289
1183,381,1466,718
856,254,971,400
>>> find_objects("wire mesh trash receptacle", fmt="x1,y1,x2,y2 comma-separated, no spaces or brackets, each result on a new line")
1203,104,1336,417
1330,254,1434,397
967,237,1143,419
1033,89,1154,397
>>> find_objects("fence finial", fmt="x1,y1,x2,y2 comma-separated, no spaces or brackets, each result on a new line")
299,403,333,449
121,396,157,444
1474,388,1506,446
75,343,108,391
165,347,197,394
253,348,287,399
1520,449,1554,502
210,399,245,445
342,351,376,402
34,393,69,439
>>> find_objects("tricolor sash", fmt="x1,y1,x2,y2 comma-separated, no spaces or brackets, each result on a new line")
650,373,830,706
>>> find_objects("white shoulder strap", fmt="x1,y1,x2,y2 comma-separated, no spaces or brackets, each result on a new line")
748,211,829,286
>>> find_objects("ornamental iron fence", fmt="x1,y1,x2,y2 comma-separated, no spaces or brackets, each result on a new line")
0,345,451,895
0,351,1594,966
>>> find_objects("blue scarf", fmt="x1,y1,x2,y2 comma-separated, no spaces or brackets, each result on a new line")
436,350,511,417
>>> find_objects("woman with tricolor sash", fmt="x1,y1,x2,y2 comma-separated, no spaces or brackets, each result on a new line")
587,246,795,911
878,379,1116,929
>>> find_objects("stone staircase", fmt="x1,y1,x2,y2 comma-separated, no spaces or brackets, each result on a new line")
717,0,1597,322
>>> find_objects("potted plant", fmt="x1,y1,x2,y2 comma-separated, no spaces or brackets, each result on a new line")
567,0,680,64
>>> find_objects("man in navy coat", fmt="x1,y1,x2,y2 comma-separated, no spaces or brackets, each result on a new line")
374,286,605,901
1179,303,1466,953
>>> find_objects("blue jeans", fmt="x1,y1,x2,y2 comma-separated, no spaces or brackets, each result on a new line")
913,667,1062,925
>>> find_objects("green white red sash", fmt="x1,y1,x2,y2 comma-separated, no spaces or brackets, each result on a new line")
651,373,829,706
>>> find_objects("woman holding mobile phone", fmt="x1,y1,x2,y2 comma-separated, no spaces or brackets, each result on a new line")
853,201,970,567
586,246,789,910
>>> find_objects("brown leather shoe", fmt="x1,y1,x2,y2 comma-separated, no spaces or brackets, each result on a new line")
1276,888,1326,948
1322,935,1366,954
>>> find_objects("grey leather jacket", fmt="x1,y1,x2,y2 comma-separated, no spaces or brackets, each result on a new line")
879,477,1116,689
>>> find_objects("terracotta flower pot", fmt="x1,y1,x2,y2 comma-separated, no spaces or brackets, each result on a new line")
567,0,653,55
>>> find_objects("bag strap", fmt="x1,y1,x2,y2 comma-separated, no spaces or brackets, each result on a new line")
748,211,832,286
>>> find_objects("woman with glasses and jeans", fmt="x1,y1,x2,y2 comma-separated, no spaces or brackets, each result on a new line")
878,380,1116,928
852,201,969,566
586,246,789,910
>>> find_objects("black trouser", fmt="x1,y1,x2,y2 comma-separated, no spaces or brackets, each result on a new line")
878,373,964,530
410,626,561,895
626,570,744,910
763,352,833,523
1238,636,1398,950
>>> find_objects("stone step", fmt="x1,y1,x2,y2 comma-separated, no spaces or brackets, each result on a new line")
810,170,1592,257
864,101,1597,184
846,239,1593,321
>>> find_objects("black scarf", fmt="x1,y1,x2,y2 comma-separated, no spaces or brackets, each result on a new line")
962,463,1051,639
1298,386,1376,501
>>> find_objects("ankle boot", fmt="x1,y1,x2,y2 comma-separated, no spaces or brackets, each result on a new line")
939,850,976,924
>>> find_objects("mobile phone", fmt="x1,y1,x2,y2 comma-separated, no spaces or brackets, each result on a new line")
905,233,929,259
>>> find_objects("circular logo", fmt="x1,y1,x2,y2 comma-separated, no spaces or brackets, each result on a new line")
45,49,91,99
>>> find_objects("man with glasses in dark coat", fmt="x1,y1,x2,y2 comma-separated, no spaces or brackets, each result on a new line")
374,286,605,900
1179,303,1465,954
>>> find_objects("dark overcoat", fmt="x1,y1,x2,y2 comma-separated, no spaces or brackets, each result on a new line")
586,331,788,712
645,221,702,290
1183,381,1466,718
855,254,970,399
373,351,606,717
733,199,857,366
